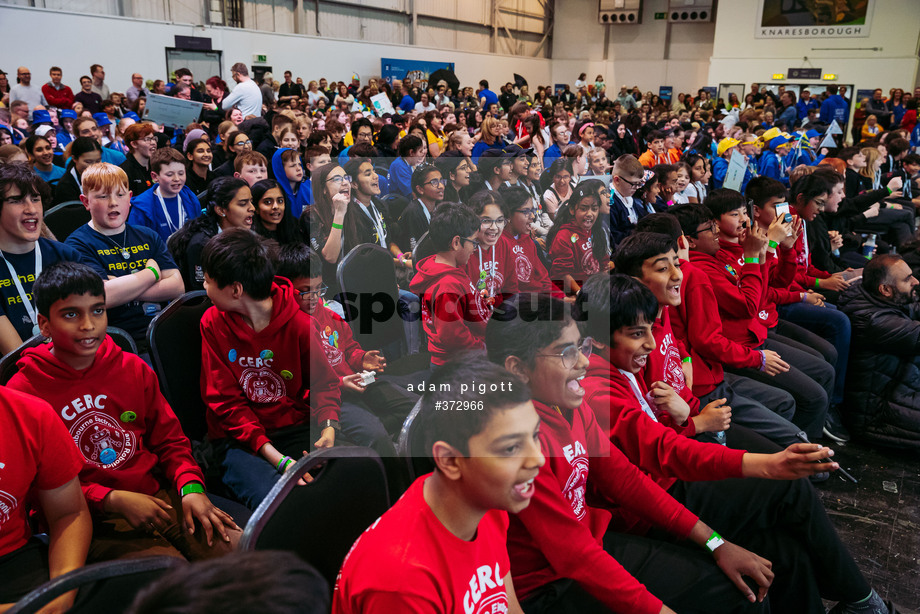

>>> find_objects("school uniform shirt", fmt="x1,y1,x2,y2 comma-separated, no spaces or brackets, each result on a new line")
200,278,341,453
128,184,203,243
644,308,700,424
464,240,519,300
311,301,365,380
500,229,553,293
0,387,84,558
66,223,178,342
548,222,600,289
409,256,489,367
581,353,744,535
669,259,763,397
0,238,83,342
689,249,767,349
509,398,699,614
609,189,653,248
333,475,511,613
7,337,205,514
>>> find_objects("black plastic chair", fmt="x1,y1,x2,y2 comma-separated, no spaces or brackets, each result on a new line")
8,556,184,614
380,192,410,222
146,291,212,443
238,446,391,587
0,334,45,386
106,326,139,355
411,230,436,273
396,398,435,482
43,200,90,242
336,243,405,358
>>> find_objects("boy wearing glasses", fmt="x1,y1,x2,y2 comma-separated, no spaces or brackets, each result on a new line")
276,245,416,450
610,155,655,247
410,203,490,367
395,164,445,253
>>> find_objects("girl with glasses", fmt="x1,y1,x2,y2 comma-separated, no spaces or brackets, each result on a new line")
464,191,518,305
498,185,555,294
547,182,609,296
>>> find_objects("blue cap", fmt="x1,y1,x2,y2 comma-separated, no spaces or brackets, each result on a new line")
805,129,821,139
769,135,791,150
124,112,141,122
60,109,78,120
31,109,52,124
92,112,112,127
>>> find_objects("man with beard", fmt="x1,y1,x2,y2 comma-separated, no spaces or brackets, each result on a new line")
839,255,920,448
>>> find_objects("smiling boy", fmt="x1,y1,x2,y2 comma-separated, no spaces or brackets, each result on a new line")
66,163,185,350
129,148,202,242
333,359,539,613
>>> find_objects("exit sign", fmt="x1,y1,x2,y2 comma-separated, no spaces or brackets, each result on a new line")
654,12,666,19
253,54,267,64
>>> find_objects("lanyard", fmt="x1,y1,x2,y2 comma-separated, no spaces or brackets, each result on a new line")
419,200,432,223
477,245,497,296
155,187,185,234
70,167,83,195
873,169,881,191
618,369,658,422
359,200,386,247
801,220,810,263
2,247,42,335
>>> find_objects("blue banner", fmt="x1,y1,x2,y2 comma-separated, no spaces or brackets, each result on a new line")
381,58,455,89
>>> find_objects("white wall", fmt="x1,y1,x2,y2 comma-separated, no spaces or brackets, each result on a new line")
708,0,920,95
0,4,551,94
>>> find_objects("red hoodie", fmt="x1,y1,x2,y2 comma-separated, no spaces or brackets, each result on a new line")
409,255,490,366
200,278,341,453
581,352,745,536
790,226,830,290
669,259,762,397
644,308,700,429
464,238,519,299
500,230,554,294
312,301,365,380
509,398,698,614
548,221,601,290
689,248,766,348
7,336,204,513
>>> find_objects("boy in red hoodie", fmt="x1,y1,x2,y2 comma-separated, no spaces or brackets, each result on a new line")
8,261,241,561
275,244,417,450
574,273,887,612
334,358,540,613
486,293,773,614
199,229,341,509
409,202,491,366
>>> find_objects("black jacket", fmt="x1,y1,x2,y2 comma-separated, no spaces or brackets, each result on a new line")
838,284,920,448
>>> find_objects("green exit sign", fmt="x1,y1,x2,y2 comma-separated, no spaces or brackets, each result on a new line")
654,12,666,19
253,54,267,63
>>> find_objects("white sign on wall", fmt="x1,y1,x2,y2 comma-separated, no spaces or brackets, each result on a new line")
755,0,873,39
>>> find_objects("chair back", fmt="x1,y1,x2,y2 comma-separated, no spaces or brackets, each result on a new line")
411,230,436,273
8,556,184,614
380,193,409,222
146,291,212,442
239,447,390,587
43,201,90,242
0,334,45,386
336,243,404,355
106,326,138,355
395,398,435,482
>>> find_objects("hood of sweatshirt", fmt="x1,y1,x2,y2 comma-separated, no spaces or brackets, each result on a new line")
220,277,302,340
16,334,123,383
409,255,474,294
271,148,296,201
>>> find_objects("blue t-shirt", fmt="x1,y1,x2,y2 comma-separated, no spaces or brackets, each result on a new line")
479,88,498,108
66,223,178,342
399,94,415,113
0,238,85,341
34,165,66,186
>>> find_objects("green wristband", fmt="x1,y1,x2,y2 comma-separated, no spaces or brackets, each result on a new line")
147,266,159,281
743,257,759,264
705,531,725,552
767,240,778,249
814,278,821,289
180,482,205,497
681,356,692,364
331,222,344,230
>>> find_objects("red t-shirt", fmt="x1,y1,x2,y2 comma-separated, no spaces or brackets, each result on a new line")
333,475,512,614
0,388,84,557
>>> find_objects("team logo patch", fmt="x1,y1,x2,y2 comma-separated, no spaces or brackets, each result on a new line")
515,253,533,282
0,490,17,525
240,367,286,403
71,412,136,469
320,325,343,366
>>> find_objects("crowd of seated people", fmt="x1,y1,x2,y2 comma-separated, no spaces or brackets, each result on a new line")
1,60,919,613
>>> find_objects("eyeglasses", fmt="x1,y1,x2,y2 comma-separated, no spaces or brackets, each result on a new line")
423,178,447,188
299,284,328,299
461,237,481,248
537,337,594,369
515,208,536,216
141,136,158,144
233,139,253,147
617,176,643,188
480,217,506,228
689,222,718,237
326,174,353,185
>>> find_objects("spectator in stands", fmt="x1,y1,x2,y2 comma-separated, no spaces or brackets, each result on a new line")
125,73,149,104
387,134,425,200
542,157,573,221
820,85,848,126
185,138,215,195
72,116,126,165
271,148,310,219
222,63,263,118
610,154,654,247
547,182,606,295
214,130,251,177
334,358,536,612
9,259,241,561
67,163,185,349
199,229,341,508
0,386,90,611
41,66,74,110
464,190,518,302
256,113,293,161
9,66,47,116
434,152,472,203
250,178,301,246
129,148,202,242
396,163,444,253
543,122,571,169
24,134,65,187
498,184,554,293
74,75,103,115
409,203,489,366
638,130,669,168
89,64,110,100
232,150,269,187
53,136,102,206
470,149,513,196
119,122,156,195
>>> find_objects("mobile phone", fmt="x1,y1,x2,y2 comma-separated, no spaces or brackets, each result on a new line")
775,202,793,223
